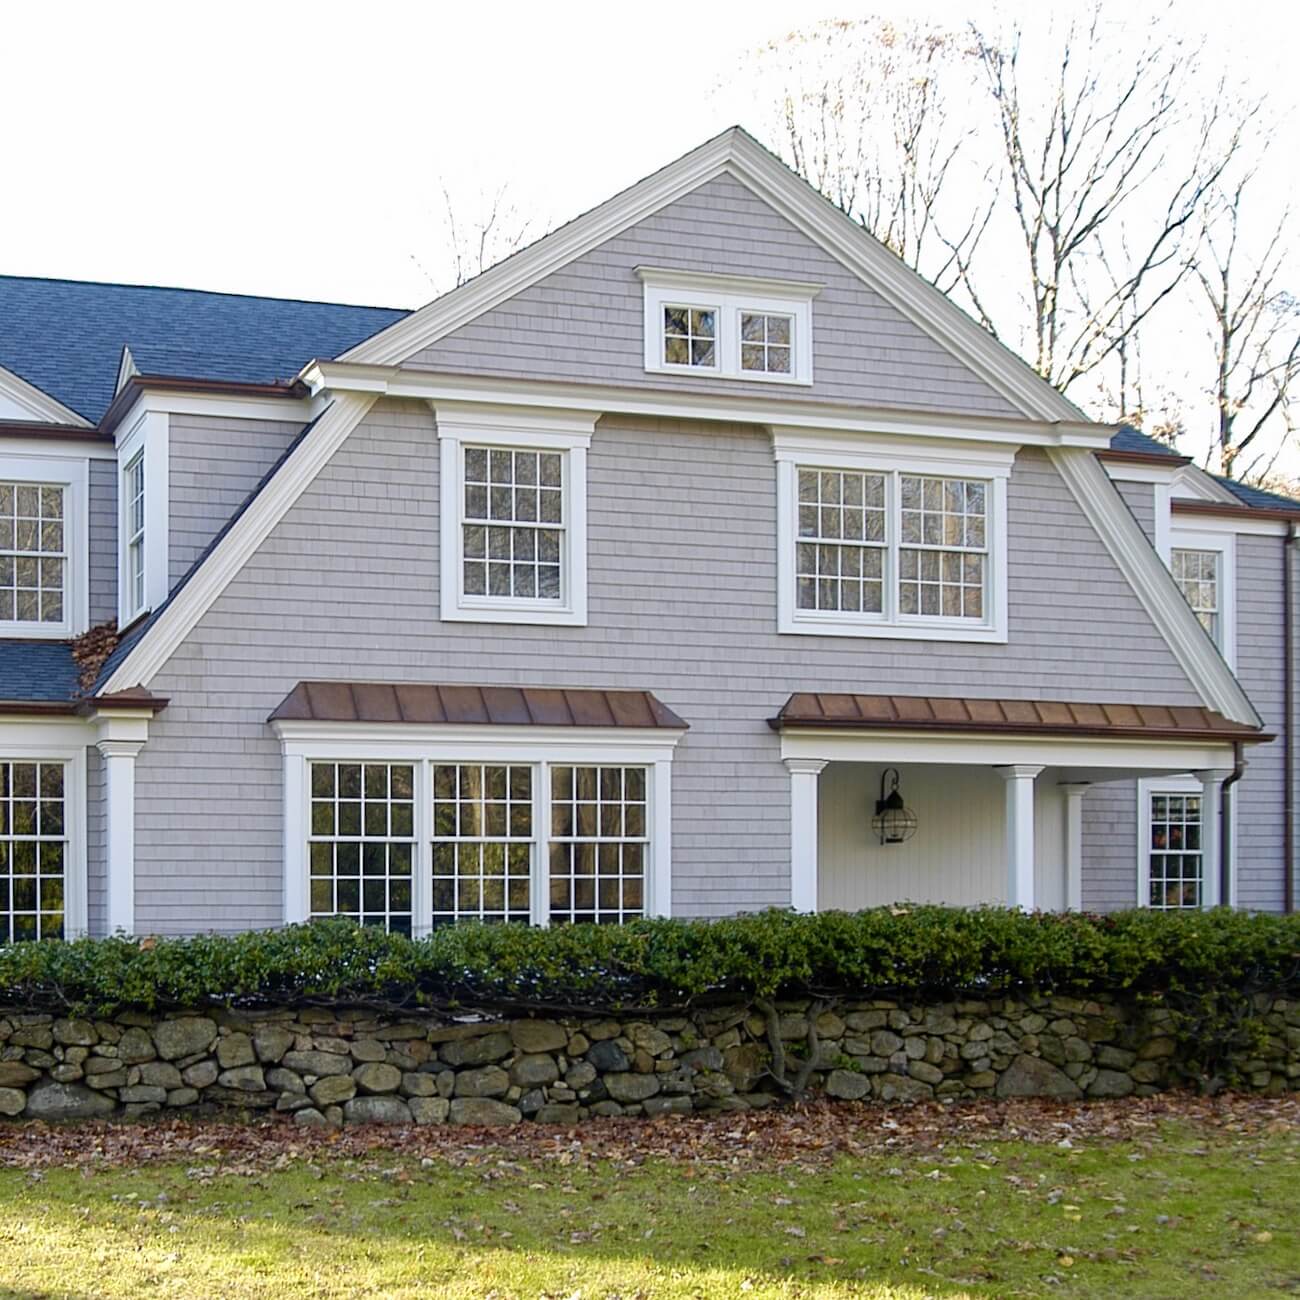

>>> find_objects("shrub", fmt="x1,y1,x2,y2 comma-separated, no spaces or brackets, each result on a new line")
0,906,1296,1017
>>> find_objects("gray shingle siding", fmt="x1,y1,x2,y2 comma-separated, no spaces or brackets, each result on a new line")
168,414,304,586
1117,481,1155,545
89,458,117,625
1081,781,1139,911
405,174,1021,419
130,400,1203,934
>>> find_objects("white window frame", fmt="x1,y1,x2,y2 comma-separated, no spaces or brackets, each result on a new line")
274,720,682,934
115,409,169,626
1168,527,1237,669
773,430,1011,642
433,402,593,627
0,453,89,639
1136,775,1222,911
0,720,89,938
637,267,819,385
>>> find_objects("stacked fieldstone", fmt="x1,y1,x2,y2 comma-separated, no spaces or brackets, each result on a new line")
0,992,1295,1125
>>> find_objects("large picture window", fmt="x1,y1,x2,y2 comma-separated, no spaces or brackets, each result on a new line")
778,438,1009,641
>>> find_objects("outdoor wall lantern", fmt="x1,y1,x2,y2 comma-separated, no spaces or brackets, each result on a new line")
872,768,918,845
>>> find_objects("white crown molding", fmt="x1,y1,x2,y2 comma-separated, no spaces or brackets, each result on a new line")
633,264,824,298
338,128,1087,426
101,393,377,692
303,361,1113,451
1046,446,1260,727
0,364,92,427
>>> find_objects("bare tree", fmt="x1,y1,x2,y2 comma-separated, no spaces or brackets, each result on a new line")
410,184,539,297
1193,173,1300,481
969,10,1245,397
758,19,995,296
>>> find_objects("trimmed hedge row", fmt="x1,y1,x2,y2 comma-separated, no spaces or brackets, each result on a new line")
0,907,1297,1016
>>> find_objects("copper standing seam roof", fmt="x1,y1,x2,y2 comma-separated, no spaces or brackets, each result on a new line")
768,693,1269,744
269,682,688,730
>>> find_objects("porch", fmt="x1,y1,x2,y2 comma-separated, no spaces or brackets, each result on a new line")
772,693,1265,912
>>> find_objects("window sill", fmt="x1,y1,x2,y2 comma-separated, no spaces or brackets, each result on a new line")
779,613,1008,644
443,599,587,628
0,622,76,641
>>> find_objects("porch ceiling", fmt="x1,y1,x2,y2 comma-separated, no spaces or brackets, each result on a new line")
769,693,1269,745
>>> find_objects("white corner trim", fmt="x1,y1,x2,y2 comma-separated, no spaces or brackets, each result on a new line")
276,725,685,929
434,402,593,628
0,363,92,427
1046,446,1259,727
338,128,1085,424
102,393,378,692
0,451,89,638
1169,527,1238,671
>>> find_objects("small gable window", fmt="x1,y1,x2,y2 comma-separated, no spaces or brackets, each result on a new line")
638,268,818,385
124,452,146,618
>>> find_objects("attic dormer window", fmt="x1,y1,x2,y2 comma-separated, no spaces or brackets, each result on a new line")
638,267,818,385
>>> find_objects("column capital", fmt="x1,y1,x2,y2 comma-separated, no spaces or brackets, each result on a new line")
1192,768,1234,785
96,738,146,760
784,757,828,777
1058,782,1092,798
994,764,1044,781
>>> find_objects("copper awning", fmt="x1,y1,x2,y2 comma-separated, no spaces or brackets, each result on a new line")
769,693,1267,744
270,682,688,730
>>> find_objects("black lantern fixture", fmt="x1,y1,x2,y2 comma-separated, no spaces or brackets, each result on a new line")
872,768,917,845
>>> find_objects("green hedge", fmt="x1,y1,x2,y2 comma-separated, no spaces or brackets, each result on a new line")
0,907,1297,1017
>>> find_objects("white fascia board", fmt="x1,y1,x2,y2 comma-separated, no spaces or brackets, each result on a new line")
101,392,378,692
304,361,1114,450
1169,506,1289,537
1102,460,1184,485
337,126,1088,426
111,386,317,433
0,364,93,427
1046,446,1261,727
779,727,1237,771
0,434,116,461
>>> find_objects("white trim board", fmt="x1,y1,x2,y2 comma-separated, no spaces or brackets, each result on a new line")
1045,446,1259,727
304,362,1114,450
0,364,92,427
101,393,377,692
338,128,1088,425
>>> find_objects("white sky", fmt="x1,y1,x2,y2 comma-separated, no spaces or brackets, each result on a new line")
3,0,1298,447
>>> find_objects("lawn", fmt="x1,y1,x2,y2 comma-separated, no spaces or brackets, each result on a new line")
0,1099,1295,1298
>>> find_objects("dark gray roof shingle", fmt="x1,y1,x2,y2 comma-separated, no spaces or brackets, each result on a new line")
0,641,80,703
0,275,409,424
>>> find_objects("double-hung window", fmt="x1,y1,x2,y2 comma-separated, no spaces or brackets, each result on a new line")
436,403,593,626
1140,784,1206,910
116,409,168,626
281,726,681,933
1167,529,1235,667
124,453,146,618
0,455,87,638
775,434,1010,641
639,268,818,384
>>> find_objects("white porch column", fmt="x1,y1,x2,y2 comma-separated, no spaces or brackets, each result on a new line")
94,706,153,937
995,765,1043,910
1060,783,1091,912
785,758,827,912
1194,769,1231,908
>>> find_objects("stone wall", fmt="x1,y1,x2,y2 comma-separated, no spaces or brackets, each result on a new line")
1,992,1296,1126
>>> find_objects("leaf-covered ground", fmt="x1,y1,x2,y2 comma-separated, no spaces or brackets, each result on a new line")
0,1093,1296,1298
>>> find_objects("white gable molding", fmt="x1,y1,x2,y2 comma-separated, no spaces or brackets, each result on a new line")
100,393,377,692
1046,447,1260,727
339,128,1084,426
0,363,92,427
1170,463,1240,505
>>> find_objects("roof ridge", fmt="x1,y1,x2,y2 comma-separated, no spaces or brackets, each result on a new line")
0,272,412,316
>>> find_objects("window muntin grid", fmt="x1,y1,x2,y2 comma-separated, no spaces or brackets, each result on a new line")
1171,547,1220,644
899,476,987,619
462,446,564,603
1148,792,1203,910
740,312,793,374
0,483,65,626
308,762,415,934
125,455,145,615
0,761,66,942
549,765,647,924
432,763,533,927
796,469,887,613
662,305,717,369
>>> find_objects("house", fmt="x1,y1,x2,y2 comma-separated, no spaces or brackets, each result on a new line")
0,127,1294,943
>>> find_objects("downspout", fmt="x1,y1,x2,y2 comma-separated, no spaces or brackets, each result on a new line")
1221,741,1245,907
1285,524,1297,913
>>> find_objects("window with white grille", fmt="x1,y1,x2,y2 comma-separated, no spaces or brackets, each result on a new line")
549,765,648,924
308,762,415,933
124,454,145,617
0,761,67,942
1171,548,1220,644
0,483,65,627
1147,792,1203,910
431,763,533,927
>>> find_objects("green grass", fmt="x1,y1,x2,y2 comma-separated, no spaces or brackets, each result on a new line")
0,1121,1296,1298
